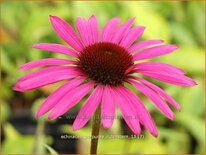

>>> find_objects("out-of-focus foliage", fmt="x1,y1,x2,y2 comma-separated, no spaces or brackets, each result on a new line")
1,1,205,154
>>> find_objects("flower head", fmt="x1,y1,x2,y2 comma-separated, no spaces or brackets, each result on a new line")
13,15,197,137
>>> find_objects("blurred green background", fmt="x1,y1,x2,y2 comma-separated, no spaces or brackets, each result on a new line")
1,1,205,154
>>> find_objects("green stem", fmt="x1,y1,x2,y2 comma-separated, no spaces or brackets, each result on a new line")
32,120,44,154
90,105,101,154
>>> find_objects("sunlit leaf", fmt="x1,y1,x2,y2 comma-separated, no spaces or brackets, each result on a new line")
44,144,58,154
123,1,171,42
2,124,34,154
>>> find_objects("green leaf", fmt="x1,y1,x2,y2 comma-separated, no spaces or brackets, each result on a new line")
158,128,190,153
2,124,34,154
1,49,16,73
186,1,205,46
44,144,58,154
170,22,197,46
176,113,205,147
1,101,10,124
124,1,171,42
179,81,204,116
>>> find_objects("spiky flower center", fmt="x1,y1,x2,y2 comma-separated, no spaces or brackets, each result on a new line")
77,42,134,85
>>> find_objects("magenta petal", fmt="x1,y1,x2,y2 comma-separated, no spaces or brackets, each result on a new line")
120,26,145,49
19,58,76,70
32,43,78,57
101,17,120,42
72,84,103,130
119,86,158,137
137,71,197,86
112,87,141,135
128,40,163,53
48,82,94,120
133,77,181,111
76,17,90,46
76,15,98,46
36,77,86,118
101,85,116,128
18,66,79,81
135,62,186,75
111,18,135,44
127,80,175,120
13,66,81,92
133,45,179,61
49,15,83,51
88,15,99,44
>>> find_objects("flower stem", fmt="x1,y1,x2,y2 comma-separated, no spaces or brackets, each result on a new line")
90,105,101,154
32,120,45,154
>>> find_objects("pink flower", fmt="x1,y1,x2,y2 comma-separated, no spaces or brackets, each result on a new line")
13,15,197,137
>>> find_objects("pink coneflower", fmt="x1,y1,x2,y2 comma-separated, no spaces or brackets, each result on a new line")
13,15,196,137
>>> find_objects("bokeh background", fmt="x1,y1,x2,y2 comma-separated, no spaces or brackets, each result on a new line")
1,1,205,154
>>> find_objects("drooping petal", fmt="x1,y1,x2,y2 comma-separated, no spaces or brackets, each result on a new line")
76,17,90,46
19,58,76,70
128,40,163,53
72,84,104,130
111,18,135,44
120,26,145,49
101,17,120,42
133,76,181,111
137,71,197,86
135,62,186,75
32,43,78,57
119,86,158,137
101,85,116,128
88,15,99,44
48,82,94,120
49,15,83,51
36,77,86,118
127,80,175,120
112,86,141,135
17,66,79,81
13,66,81,92
133,45,179,61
